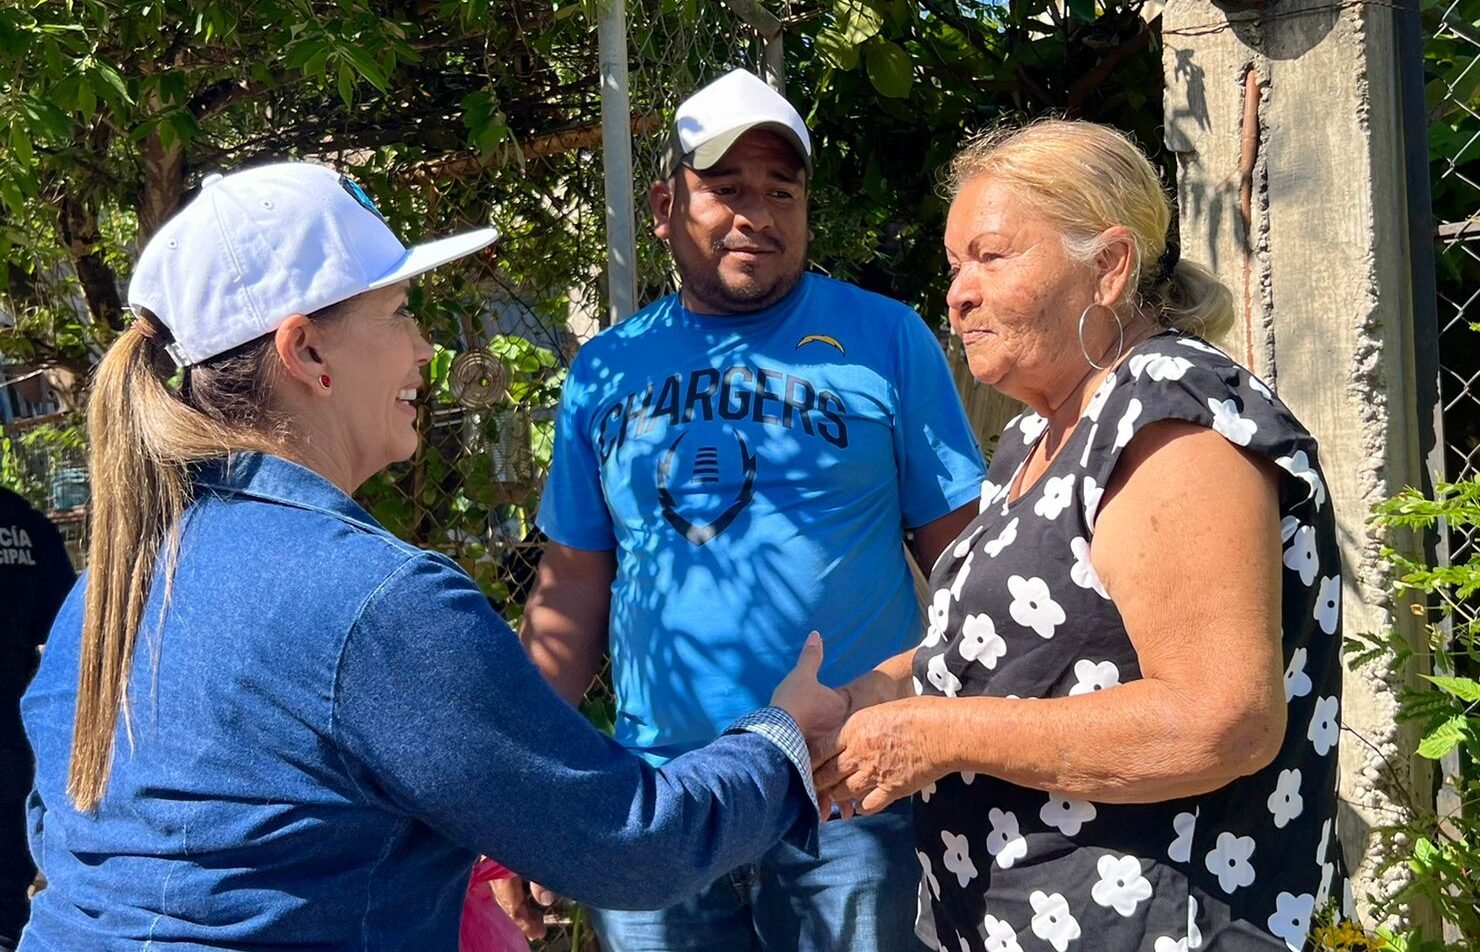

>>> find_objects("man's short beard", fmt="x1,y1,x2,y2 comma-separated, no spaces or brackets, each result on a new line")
674,243,808,314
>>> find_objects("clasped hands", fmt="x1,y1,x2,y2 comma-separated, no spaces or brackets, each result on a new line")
772,632,943,820
494,633,940,939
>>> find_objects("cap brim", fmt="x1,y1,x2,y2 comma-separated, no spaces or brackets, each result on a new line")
684,122,812,175
367,226,500,289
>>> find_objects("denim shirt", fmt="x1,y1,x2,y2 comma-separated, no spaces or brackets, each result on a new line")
20,453,816,951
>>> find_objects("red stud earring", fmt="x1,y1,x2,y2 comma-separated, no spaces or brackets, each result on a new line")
319,374,331,389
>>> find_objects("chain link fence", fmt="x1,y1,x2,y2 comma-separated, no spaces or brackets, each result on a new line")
1429,0,1480,612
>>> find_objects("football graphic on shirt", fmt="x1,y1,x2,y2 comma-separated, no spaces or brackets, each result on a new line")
657,427,758,545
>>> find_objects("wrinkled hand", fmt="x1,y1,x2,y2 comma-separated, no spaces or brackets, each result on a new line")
770,631,849,743
490,875,557,940
813,701,941,816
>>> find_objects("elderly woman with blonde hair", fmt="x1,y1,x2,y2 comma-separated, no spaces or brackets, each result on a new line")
815,120,1348,952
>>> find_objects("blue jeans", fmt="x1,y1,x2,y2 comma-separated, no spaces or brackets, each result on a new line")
590,800,925,952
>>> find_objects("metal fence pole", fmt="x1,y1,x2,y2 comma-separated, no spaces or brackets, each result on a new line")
723,0,785,93
598,0,637,324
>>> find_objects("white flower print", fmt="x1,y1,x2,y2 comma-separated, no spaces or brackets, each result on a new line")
1129,352,1194,381
1208,397,1257,446
1086,375,1116,422
1154,939,1188,952
984,518,1019,558
1284,647,1313,701
1204,831,1257,893
960,935,971,952
986,808,1029,869
1177,337,1224,356
1169,810,1197,863
1069,537,1110,599
1267,892,1315,952
1248,373,1274,400
1019,413,1048,444
913,677,925,696
961,771,976,785
1309,695,1340,755
920,780,937,803
1113,398,1144,452
1276,450,1326,509
954,525,986,559
928,653,963,698
1316,862,1335,907
1083,477,1105,529
951,552,977,602
1008,575,1066,639
917,849,941,900
1029,891,1081,952
960,614,1007,669
1092,853,1154,917
1034,473,1076,521
1315,575,1341,634
982,914,1023,952
1316,818,1332,865
1040,793,1097,836
1283,525,1320,586
1280,515,1301,544
940,829,979,888
1078,424,1099,468
924,588,951,647
1188,896,1204,949
1069,659,1121,696
1267,768,1304,828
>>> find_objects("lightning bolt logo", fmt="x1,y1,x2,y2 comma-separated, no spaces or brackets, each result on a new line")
796,334,845,355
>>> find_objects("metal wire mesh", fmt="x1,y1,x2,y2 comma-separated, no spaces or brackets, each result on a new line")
1430,0,1480,583
629,0,769,305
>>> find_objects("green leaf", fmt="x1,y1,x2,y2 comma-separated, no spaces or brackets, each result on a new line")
1416,714,1469,759
337,63,354,107
815,27,859,71
76,79,96,123
9,121,33,168
834,0,884,44
91,61,132,104
865,39,913,99
1420,675,1480,702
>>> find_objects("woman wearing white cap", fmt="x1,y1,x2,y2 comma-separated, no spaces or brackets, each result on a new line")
18,163,836,951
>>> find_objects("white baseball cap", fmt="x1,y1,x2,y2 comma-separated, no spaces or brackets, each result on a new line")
667,68,812,176
128,162,499,367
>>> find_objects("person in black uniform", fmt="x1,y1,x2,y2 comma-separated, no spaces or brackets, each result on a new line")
0,487,73,952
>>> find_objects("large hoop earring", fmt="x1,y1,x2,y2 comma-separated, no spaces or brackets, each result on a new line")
1078,303,1125,371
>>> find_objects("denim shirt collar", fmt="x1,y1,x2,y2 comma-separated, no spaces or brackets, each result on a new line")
194,452,385,536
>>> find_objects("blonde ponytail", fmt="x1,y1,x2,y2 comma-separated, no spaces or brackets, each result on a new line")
68,319,282,811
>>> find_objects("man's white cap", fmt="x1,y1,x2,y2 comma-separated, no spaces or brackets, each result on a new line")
668,68,812,176
128,162,499,367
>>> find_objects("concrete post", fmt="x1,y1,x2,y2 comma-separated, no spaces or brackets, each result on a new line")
1163,0,1436,932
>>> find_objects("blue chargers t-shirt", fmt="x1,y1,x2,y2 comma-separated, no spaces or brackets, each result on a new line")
538,273,985,762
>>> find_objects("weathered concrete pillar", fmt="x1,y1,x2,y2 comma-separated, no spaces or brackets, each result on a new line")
1163,0,1434,931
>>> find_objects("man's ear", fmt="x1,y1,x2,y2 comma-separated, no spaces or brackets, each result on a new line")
273,315,326,389
649,178,675,241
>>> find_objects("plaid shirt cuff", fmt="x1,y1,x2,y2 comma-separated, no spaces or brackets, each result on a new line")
726,706,820,818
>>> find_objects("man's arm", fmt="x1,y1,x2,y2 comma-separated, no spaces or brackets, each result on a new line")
519,542,616,707
908,502,977,576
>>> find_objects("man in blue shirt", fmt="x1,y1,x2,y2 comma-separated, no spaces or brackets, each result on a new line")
507,70,985,951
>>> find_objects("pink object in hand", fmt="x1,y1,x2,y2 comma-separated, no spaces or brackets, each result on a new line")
459,858,531,952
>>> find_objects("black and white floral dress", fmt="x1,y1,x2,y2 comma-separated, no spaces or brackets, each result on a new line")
912,331,1348,952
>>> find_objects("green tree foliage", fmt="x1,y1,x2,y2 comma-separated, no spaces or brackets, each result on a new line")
0,0,1166,603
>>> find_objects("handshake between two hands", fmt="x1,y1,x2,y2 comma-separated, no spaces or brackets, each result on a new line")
494,631,938,941
771,630,937,821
